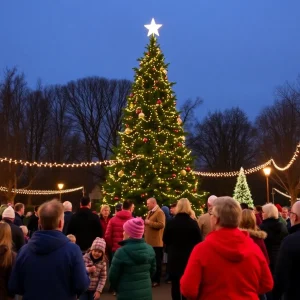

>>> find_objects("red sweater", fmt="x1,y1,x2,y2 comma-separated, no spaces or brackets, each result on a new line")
105,210,133,252
180,228,273,300
100,217,111,236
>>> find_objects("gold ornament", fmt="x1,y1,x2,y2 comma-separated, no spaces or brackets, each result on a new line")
125,128,131,135
180,170,187,176
118,170,124,177
138,112,145,119
129,103,134,109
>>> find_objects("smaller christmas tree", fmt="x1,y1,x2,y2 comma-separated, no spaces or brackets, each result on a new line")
233,167,254,207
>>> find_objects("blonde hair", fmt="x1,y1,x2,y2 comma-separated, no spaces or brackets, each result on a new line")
67,234,76,243
262,203,278,219
212,197,242,228
100,204,110,215
176,198,193,216
240,209,256,230
0,221,14,268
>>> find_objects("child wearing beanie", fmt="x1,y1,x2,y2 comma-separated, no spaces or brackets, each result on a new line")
109,218,156,300
80,238,107,300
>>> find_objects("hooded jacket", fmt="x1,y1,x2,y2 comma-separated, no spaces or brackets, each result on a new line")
105,210,133,252
8,230,89,300
240,228,269,264
180,228,273,300
109,238,156,300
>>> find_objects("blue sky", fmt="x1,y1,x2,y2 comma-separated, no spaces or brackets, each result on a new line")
0,0,300,119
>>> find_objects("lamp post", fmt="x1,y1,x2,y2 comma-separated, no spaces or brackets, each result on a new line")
263,167,271,203
57,183,64,201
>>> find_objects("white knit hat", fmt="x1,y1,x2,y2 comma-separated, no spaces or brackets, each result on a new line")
2,206,15,219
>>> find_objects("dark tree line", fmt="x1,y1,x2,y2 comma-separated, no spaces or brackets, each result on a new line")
0,68,299,205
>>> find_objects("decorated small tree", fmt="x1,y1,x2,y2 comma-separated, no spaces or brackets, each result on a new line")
102,19,205,215
233,167,254,207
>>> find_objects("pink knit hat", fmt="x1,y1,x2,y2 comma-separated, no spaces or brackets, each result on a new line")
91,237,106,252
123,217,144,239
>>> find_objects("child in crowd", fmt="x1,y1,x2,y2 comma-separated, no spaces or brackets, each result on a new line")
67,234,76,244
109,218,156,300
20,225,29,244
0,221,16,300
80,238,107,300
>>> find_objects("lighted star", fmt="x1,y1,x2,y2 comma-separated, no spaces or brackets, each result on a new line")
144,18,162,36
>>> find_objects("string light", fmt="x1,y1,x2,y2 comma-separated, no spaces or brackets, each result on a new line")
271,143,300,171
0,155,144,168
273,188,300,201
0,186,84,195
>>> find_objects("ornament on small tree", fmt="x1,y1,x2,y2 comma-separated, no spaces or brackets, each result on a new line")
156,99,162,105
180,170,187,176
186,166,191,172
136,108,142,114
132,172,136,176
114,196,119,201
125,128,131,135
138,112,145,119
172,174,176,178
118,170,124,177
141,193,145,198
143,138,148,143
178,142,182,147
130,93,134,97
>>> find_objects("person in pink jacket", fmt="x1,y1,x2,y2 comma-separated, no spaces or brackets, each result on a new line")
105,200,133,255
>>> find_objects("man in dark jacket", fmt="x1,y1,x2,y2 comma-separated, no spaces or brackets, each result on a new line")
273,201,300,300
62,201,73,235
14,203,24,226
27,205,39,237
67,197,103,252
9,199,89,300
2,206,25,252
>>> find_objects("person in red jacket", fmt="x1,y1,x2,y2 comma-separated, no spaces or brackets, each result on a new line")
105,200,133,255
99,205,111,236
180,196,273,300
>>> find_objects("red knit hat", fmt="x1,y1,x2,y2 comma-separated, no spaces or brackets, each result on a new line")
123,217,144,239
275,204,282,213
91,238,106,252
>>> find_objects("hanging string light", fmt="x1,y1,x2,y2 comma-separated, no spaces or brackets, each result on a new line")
273,188,300,201
271,143,300,171
0,186,84,195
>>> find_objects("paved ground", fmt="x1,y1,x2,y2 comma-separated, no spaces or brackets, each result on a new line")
101,283,172,300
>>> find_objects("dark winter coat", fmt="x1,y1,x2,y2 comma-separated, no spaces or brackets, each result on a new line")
67,208,103,251
109,238,156,300
273,223,300,300
13,213,23,226
2,219,25,252
63,211,73,235
163,213,202,277
240,228,269,264
260,218,288,274
8,230,90,300
0,246,16,300
27,214,39,237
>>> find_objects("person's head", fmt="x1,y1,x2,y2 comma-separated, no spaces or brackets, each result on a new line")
207,195,217,208
176,198,193,216
146,198,157,211
34,206,40,216
254,205,263,214
240,203,249,210
282,206,289,220
100,205,110,218
67,234,76,243
20,225,28,237
130,203,135,213
210,197,242,231
63,201,72,212
122,200,133,211
2,206,15,221
115,203,122,213
123,217,144,240
90,237,106,260
262,203,278,220
80,197,91,208
289,201,300,227
240,209,256,230
0,221,13,268
38,200,64,231
169,203,177,216
14,203,25,216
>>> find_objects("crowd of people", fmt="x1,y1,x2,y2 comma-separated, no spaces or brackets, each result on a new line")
0,194,299,300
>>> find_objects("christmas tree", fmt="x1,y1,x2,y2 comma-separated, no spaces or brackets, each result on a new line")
102,19,205,215
233,167,254,207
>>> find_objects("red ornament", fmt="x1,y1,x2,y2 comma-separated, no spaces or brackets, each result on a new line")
114,196,119,201
132,172,136,176
178,142,182,147
125,124,129,127
130,93,134,97
156,99,162,105
172,174,176,178
141,193,145,197
136,109,141,114
186,166,191,172
174,129,179,133
192,189,197,193
143,138,148,143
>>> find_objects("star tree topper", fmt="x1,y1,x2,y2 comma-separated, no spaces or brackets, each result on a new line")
144,18,162,36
